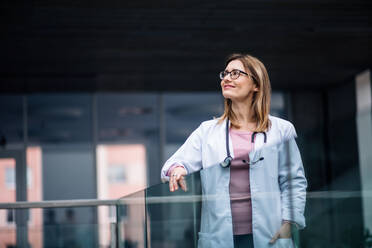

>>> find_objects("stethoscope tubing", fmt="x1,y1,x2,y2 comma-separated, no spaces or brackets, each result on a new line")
221,119,266,168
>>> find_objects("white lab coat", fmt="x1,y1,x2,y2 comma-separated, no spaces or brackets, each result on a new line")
161,115,307,248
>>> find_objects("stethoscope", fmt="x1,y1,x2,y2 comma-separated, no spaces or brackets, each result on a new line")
220,119,266,168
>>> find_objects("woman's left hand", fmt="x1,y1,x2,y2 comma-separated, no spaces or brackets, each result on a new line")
269,222,292,244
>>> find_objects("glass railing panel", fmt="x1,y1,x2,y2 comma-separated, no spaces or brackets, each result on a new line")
0,206,112,248
0,128,369,248
42,207,99,247
145,171,201,248
299,191,366,248
97,205,117,248
117,190,146,248
43,223,99,247
150,136,306,248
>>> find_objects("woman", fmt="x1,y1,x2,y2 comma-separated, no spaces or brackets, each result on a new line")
161,53,307,248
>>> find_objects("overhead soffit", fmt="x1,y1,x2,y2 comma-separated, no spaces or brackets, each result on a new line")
0,0,371,92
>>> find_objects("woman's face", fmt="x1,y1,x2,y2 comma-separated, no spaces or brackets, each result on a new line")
220,59,258,102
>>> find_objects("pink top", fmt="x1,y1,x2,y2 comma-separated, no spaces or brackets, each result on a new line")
229,128,253,235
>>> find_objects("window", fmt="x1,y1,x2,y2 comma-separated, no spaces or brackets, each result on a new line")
107,165,126,183
110,205,127,222
7,209,14,223
5,168,15,189
6,209,31,224
108,206,116,220
27,167,32,188
4,167,32,188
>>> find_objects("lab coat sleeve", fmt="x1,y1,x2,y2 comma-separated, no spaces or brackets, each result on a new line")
278,124,307,229
160,124,203,182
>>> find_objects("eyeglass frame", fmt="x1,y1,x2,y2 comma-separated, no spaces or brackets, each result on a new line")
219,69,255,81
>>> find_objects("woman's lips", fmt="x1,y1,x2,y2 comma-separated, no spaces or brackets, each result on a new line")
223,85,235,89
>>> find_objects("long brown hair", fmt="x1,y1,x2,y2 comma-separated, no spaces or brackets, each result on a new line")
218,53,271,132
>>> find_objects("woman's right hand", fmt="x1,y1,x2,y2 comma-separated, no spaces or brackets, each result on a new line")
169,167,188,192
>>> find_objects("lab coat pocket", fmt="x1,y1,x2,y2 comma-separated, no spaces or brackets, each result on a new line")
198,232,212,248
276,238,295,248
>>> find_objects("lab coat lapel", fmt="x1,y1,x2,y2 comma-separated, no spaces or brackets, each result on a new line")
226,119,235,159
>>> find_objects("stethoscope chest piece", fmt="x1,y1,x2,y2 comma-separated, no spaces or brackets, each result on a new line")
220,118,267,168
220,156,233,168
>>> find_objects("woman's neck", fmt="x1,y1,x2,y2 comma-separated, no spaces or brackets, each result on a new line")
231,100,256,131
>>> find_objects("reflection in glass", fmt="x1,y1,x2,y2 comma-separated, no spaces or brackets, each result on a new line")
43,207,99,247
146,172,201,248
117,190,146,248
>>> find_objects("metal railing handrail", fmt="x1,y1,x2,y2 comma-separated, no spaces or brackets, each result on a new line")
1,190,371,210
0,199,119,209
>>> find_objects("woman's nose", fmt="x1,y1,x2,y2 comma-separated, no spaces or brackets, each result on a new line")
223,76,232,82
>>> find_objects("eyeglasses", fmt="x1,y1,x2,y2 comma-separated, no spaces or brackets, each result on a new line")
219,69,250,80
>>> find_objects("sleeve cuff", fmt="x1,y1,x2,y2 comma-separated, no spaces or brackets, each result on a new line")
161,163,189,183
282,211,306,229
282,220,299,229
166,164,186,176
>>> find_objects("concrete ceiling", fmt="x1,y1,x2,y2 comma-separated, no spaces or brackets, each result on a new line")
1,0,371,92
